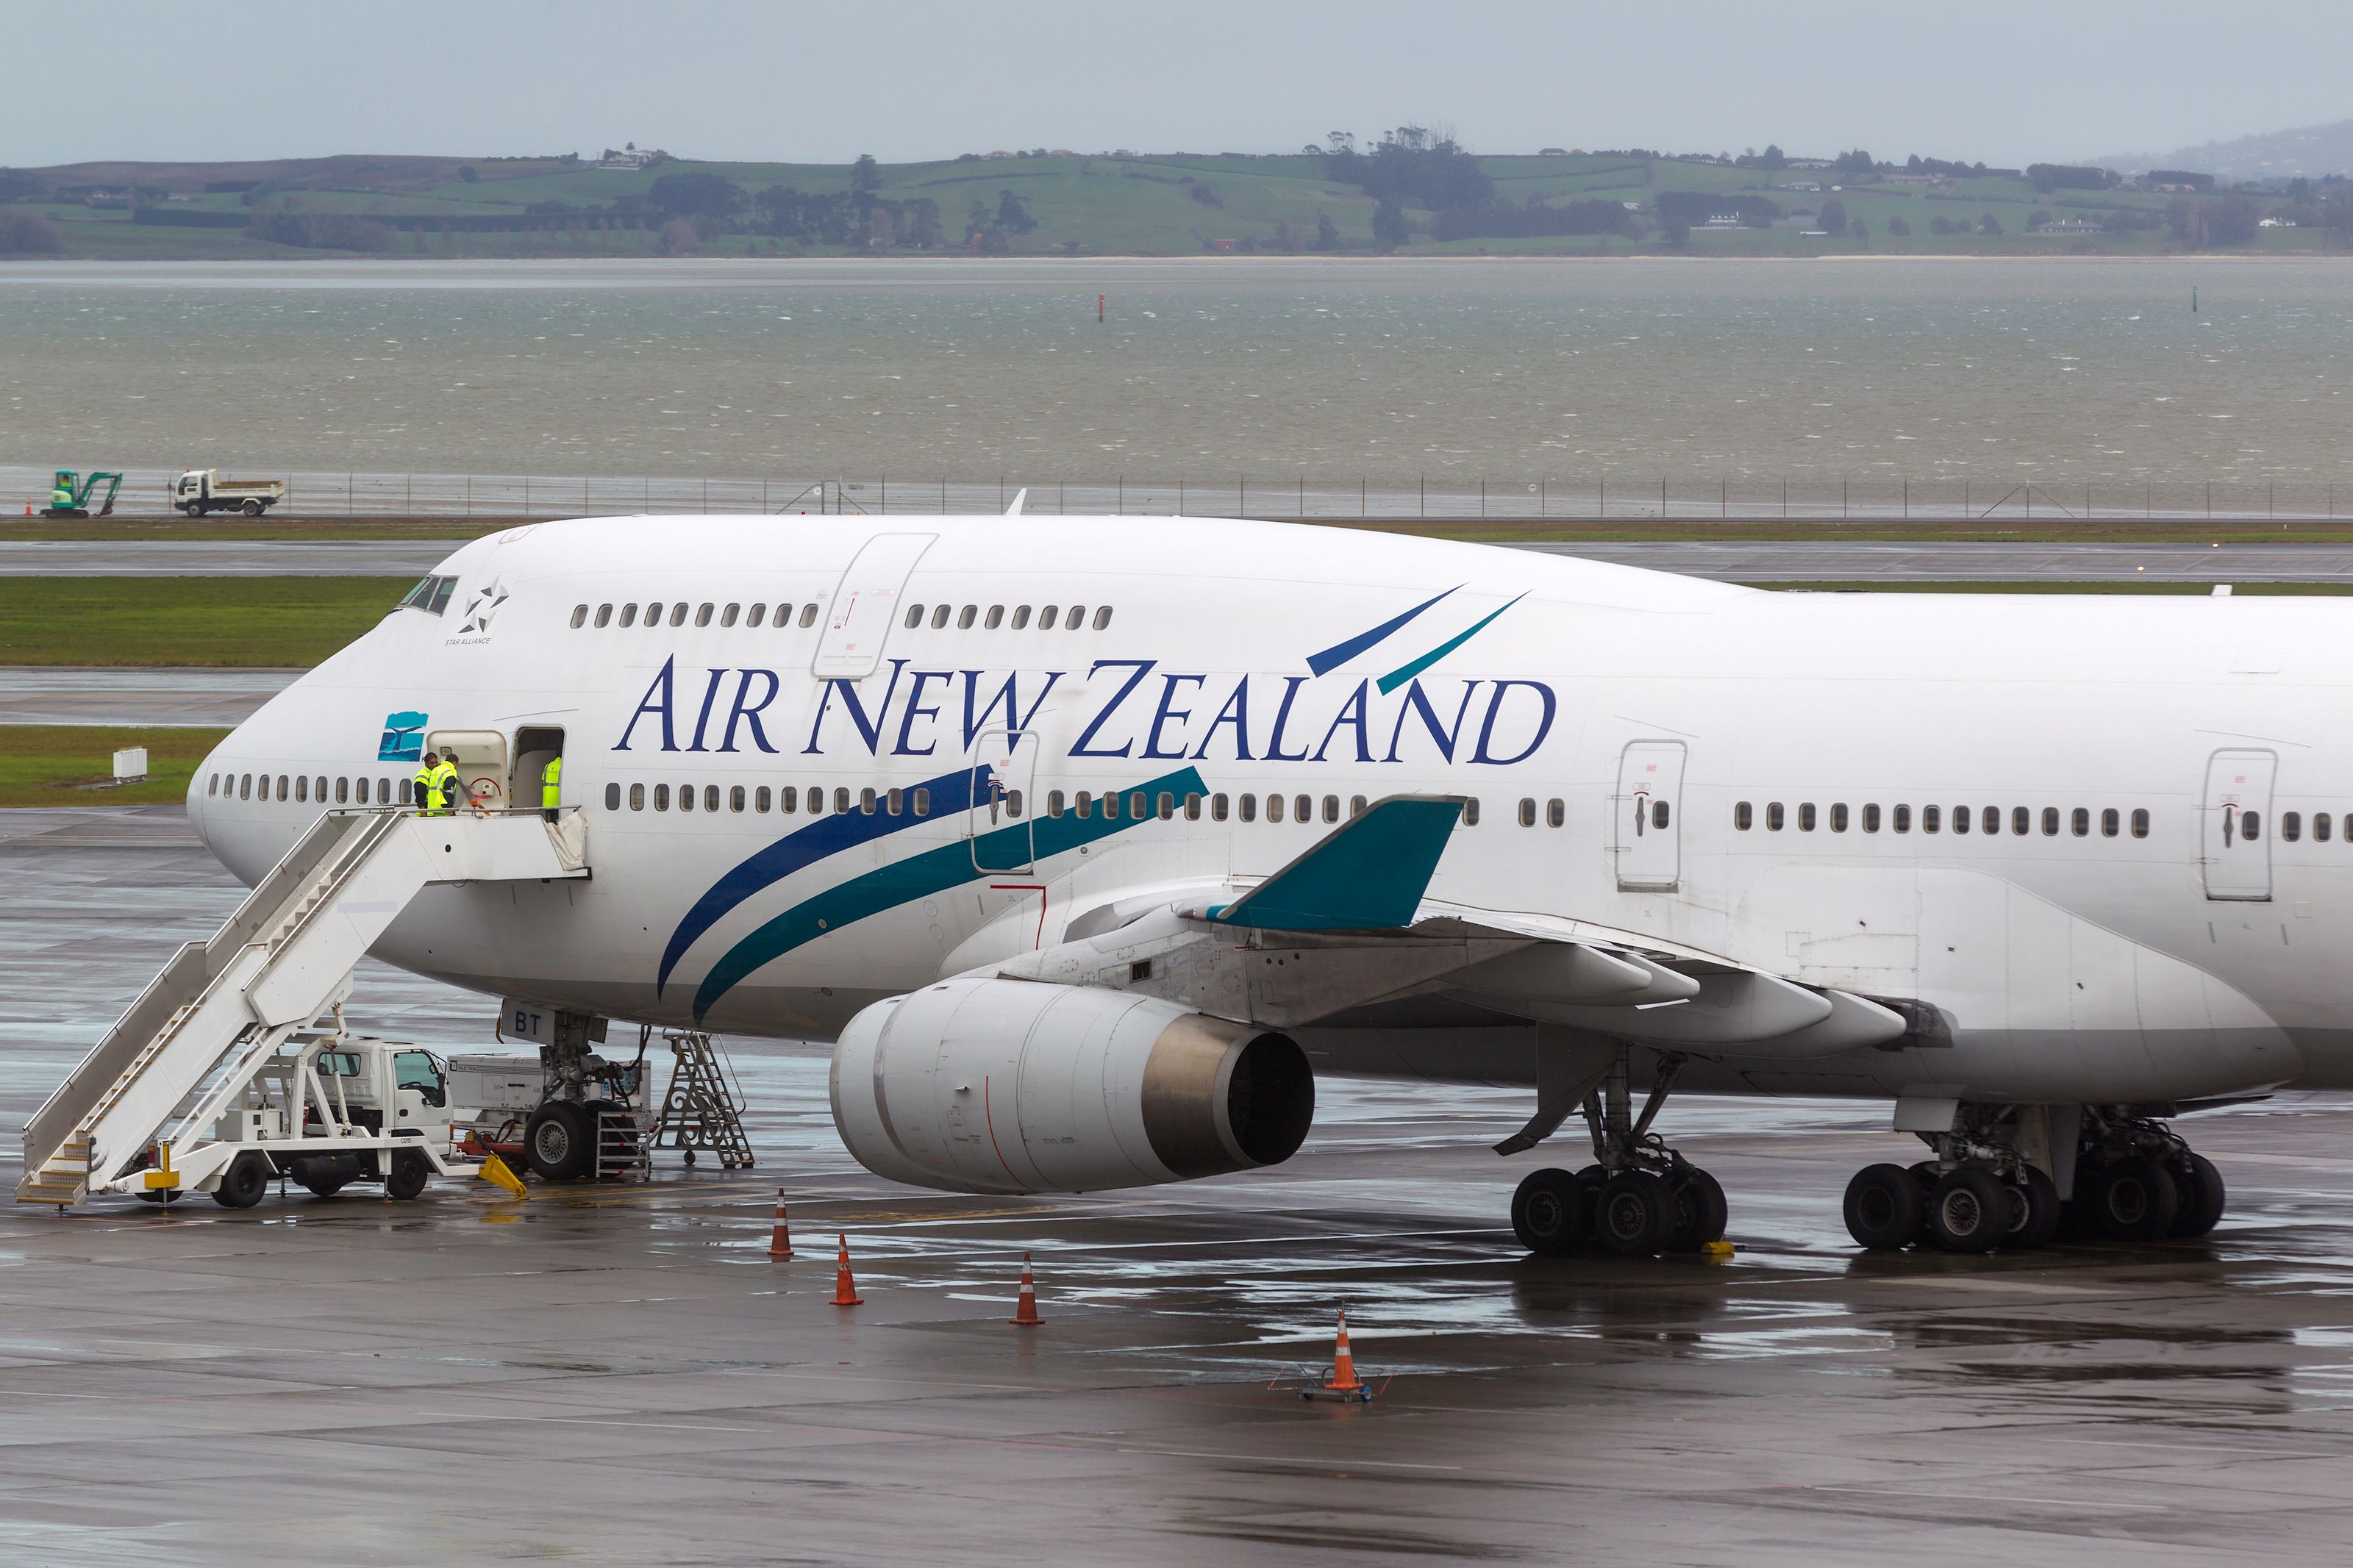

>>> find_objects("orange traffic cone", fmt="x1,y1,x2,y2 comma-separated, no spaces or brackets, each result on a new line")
1010,1251,1043,1325
765,1190,795,1259
1322,1309,1364,1394
831,1233,864,1306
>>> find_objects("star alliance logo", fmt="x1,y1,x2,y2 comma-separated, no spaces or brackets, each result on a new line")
453,576,510,640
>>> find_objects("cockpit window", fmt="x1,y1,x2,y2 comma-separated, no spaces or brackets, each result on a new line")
399,576,458,617
429,577,457,615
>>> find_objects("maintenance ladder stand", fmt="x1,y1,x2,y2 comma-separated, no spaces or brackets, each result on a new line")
649,1031,754,1170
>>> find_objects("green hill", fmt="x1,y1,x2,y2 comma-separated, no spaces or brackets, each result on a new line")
1,148,2340,259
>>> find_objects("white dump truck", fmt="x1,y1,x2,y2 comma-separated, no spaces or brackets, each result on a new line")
174,468,288,517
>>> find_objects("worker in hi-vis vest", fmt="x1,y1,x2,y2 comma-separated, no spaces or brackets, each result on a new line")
432,756,463,815
413,751,441,815
540,754,562,822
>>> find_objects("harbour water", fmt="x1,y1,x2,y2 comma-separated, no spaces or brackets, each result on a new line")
3,257,2350,487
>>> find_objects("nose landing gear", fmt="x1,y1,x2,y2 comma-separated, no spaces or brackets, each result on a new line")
1508,1048,1728,1259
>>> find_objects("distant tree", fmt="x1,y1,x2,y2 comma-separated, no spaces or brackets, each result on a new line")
901,198,943,248
1832,149,1875,175
1885,214,1910,236
1370,196,1410,248
1187,180,1223,208
1929,215,1954,235
0,210,61,254
1977,212,2003,236
995,189,1037,234
1275,220,1304,252
956,152,981,162
656,218,699,254
851,154,879,199
2288,176,2313,204
1850,215,1868,245
2027,163,2113,194
1315,210,1340,250
651,171,744,221
1759,143,1787,171
1817,197,1848,234
1323,125,1492,212
0,170,45,203
458,165,478,183
2208,193,2260,246
2026,209,2052,230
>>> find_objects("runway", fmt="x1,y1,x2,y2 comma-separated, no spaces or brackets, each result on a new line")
0,667,299,727
14,534,2353,584
10,806,2353,1564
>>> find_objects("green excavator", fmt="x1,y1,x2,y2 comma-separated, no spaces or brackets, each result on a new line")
40,469,124,519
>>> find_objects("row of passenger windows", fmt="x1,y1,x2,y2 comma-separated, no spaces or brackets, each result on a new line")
573,601,824,630
209,772,399,804
599,781,1492,827
904,603,1112,631
1734,801,2154,840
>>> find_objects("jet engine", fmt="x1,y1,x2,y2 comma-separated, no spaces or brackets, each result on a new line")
829,976,1314,1195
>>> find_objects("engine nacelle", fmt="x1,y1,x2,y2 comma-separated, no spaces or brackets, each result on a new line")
829,976,1315,1195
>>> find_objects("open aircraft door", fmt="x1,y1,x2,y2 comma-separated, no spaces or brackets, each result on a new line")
813,532,936,681
1613,740,1686,892
2202,748,2276,901
969,728,1038,874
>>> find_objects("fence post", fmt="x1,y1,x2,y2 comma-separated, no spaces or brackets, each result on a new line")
1660,476,1665,518
1239,476,1245,517
1118,476,1124,516
1179,478,1185,516
407,473,413,514
1543,478,1549,517
465,474,471,518
524,474,529,515
349,473,354,515
1722,478,1727,520
1601,476,1606,518
2207,482,2212,520
1362,477,1366,518
1420,474,1425,519
1299,476,1304,518
1902,479,1907,520
1963,481,1968,516
1480,478,1485,520
1842,476,1847,520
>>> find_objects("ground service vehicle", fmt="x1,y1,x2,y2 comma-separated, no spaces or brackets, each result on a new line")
175,469,288,517
42,469,123,518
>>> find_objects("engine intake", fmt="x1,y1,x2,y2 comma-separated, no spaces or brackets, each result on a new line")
830,976,1314,1195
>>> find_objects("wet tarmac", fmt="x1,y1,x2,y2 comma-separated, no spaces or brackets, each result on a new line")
0,667,300,727
18,535,2353,586
10,807,2353,1564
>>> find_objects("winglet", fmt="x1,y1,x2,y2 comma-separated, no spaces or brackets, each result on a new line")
1205,795,1464,932
1006,488,1027,516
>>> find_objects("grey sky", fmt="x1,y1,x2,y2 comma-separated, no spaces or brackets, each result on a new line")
14,0,2352,171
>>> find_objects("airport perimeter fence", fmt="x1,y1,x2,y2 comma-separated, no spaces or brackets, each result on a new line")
10,464,2353,525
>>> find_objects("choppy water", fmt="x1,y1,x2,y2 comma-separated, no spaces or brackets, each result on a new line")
3,257,2349,486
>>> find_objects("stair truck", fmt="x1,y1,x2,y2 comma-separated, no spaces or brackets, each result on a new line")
175,469,289,517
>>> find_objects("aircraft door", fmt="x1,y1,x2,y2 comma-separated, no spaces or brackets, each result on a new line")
425,728,509,810
969,728,1038,873
813,532,937,681
1614,740,1687,892
2202,748,2276,901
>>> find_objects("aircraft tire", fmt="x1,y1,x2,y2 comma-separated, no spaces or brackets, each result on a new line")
1665,1167,1728,1252
2087,1156,2180,1240
1843,1163,1924,1250
2007,1168,2063,1249
2168,1153,2226,1239
1927,1169,2008,1253
1593,1170,1674,1256
1510,1167,1585,1256
524,1100,594,1181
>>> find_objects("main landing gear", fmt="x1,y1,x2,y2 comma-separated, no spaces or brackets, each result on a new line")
1510,1048,1727,1259
1843,1103,2225,1253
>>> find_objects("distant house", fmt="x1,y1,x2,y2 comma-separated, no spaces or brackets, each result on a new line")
1779,182,1823,193
2039,219,2102,234
1538,147,1568,156
597,148,670,171
1703,213,1744,227
983,150,1016,161
1048,148,1079,158
2260,216,2299,228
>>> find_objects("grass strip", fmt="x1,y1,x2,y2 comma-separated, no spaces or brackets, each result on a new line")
0,577,410,666
1748,580,2353,594
0,726,232,808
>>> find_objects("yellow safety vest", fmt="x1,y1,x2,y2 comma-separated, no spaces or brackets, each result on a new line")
412,764,436,812
432,761,462,813
540,755,562,809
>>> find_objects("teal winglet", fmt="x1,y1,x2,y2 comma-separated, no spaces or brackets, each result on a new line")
1207,795,1465,932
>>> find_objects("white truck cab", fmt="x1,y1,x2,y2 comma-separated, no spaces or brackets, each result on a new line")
175,469,288,518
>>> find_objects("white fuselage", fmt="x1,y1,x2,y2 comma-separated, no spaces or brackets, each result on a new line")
190,515,2352,1108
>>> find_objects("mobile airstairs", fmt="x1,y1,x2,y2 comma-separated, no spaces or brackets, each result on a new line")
17,807,589,1207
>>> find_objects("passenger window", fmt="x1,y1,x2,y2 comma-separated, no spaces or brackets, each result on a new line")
1462,798,1481,826
2102,807,2120,837
1047,790,1066,817
799,604,820,628
986,606,1004,629
721,604,740,628
335,777,347,803
207,773,219,797
930,605,950,629
751,786,768,812
1040,605,1060,629
605,782,621,810
2282,810,2302,842
958,606,977,630
779,786,797,813
1188,793,1204,820
1266,792,1284,823
1652,801,1668,828
571,604,588,628
1213,793,1229,821
1766,801,1783,831
1547,798,1564,828
379,778,392,804
1074,790,1093,819
1013,606,1033,629
1519,798,1537,827
646,602,663,625
1349,795,1366,818
1071,606,1090,630
1893,804,1910,833
882,787,900,816
1983,806,2002,835
913,788,931,815
670,604,689,627
807,788,825,815
2243,810,2263,840
2071,807,2090,837
1921,804,1938,832
654,784,670,810
620,604,639,627
2131,808,2150,839
1829,803,1848,832
2041,807,2059,836
277,775,290,801
1318,795,1336,823
1799,803,1816,831
1735,801,1752,831
1007,790,1025,818
1239,793,1255,822
1293,793,1312,823
1095,606,1113,630
834,787,851,813
1863,803,1880,833
855,787,874,815
296,776,308,803
630,783,646,811
596,604,613,628
730,785,746,812
679,784,695,812
1158,792,1176,820
2318,812,2334,842
749,604,766,628
691,604,710,628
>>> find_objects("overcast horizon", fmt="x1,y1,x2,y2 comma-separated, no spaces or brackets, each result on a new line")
13,0,2353,173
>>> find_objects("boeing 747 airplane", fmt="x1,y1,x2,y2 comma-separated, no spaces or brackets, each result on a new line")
32,512,2335,1257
